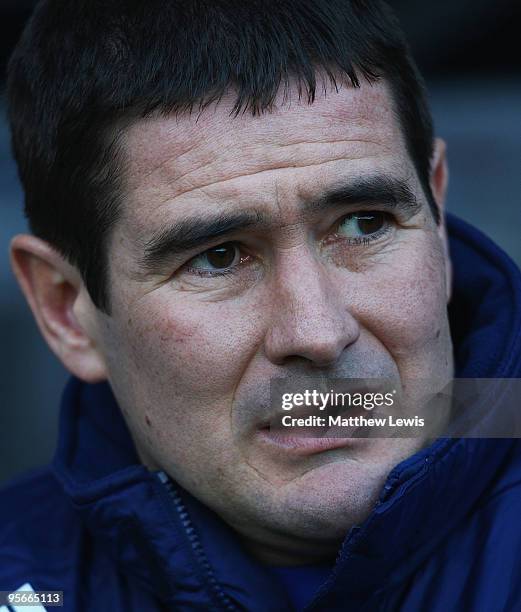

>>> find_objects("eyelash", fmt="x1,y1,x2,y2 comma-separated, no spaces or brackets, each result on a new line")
185,265,242,279
329,213,393,246
182,212,394,278
184,251,253,278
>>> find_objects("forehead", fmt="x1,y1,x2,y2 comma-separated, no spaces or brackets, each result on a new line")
119,79,409,231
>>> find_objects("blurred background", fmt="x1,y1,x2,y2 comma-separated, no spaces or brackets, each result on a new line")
1,0,520,484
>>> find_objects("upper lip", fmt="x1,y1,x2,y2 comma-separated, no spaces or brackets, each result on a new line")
257,395,375,432
247,377,398,434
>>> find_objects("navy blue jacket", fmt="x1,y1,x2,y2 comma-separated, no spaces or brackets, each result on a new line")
2,215,521,611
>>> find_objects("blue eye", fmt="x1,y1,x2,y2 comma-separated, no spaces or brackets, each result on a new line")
337,212,387,238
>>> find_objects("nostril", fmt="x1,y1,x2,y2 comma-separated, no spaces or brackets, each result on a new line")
264,293,360,367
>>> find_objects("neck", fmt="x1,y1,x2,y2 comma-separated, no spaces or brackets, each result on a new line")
239,531,341,566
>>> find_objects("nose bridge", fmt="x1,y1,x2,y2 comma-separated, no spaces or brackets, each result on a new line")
265,247,359,366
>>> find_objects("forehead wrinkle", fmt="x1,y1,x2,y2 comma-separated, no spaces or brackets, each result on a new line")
121,147,401,246
169,134,392,190
122,79,400,189
274,136,387,150
119,79,411,242
138,141,202,186
123,139,204,195
137,150,386,209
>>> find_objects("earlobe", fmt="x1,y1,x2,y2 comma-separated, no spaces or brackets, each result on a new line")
10,234,108,383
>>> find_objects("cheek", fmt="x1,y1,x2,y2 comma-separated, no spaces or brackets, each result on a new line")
101,292,267,477
122,293,265,400
355,237,450,360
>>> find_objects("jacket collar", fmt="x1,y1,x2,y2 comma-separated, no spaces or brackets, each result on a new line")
52,375,296,609
52,214,521,609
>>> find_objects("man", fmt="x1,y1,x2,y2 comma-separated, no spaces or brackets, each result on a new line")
1,1,520,610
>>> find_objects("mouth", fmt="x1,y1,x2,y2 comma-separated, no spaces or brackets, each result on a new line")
251,379,396,456
255,426,363,455
255,407,368,455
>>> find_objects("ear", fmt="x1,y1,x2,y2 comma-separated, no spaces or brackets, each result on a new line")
430,138,452,303
10,234,108,383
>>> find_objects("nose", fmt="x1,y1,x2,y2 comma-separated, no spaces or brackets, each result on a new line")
264,250,360,367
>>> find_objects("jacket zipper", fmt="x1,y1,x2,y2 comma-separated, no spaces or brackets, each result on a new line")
156,471,239,611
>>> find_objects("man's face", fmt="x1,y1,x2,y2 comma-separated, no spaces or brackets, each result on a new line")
89,80,453,563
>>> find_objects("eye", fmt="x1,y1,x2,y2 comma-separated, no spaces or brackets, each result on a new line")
185,242,244,274
336,211,389,240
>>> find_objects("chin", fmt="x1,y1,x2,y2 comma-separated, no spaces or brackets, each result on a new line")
265,459,388,541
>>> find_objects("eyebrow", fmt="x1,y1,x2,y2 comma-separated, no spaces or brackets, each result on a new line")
141,210,268,271
140,174,420,271
307,174,420,214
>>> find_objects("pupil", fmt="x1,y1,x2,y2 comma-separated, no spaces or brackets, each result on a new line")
207,243,236,268
356,213,384,234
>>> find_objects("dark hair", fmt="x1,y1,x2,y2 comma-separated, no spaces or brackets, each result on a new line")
7,0,436,313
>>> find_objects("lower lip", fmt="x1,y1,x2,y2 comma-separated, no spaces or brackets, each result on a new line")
256,428,362,455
